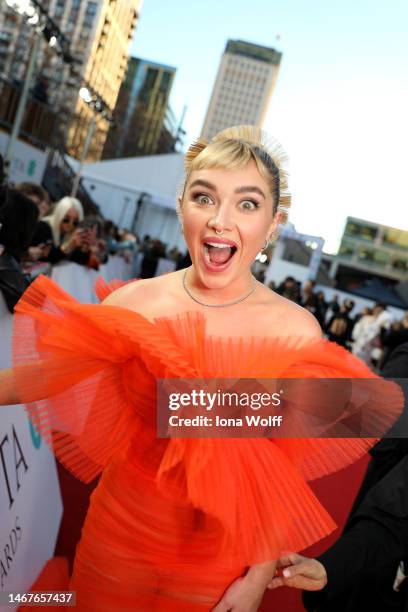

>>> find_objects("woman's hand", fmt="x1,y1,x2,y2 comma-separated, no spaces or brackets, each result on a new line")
267,552,327,591
211,574,266,612
79,227,98,253
61,228,84,254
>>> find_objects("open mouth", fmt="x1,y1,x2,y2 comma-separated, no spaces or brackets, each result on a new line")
203,241,238,266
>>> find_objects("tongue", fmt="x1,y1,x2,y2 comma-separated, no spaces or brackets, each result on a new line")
208,246,231,264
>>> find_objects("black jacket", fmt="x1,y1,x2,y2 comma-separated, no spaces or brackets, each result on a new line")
303,344,408,611
31,220,90,266
303,450,408,611
0,251,31,312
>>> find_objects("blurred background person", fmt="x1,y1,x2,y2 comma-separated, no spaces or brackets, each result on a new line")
300,279,318,315
276,276,301,303
30,196,95,267
351,306,375,360
0,157,39,312
324,293,340,326
325,299,355,348
16,182,52,263
315,290,328,327
16,182,50,218
380,312,408,371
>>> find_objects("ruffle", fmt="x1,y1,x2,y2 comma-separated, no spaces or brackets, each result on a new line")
12,275,194,482
12,274,404,566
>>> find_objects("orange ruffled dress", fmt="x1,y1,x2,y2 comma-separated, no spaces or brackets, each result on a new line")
12,275,403,611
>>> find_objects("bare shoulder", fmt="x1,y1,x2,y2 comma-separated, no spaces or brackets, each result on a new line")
257,284,323,340
101,272,179,312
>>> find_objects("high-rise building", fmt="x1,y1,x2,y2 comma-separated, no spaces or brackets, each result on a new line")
103,57,176,159
0,0,142,160
201,39,282,140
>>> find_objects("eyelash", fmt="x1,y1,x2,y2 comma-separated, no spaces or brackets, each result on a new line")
191,192,260,210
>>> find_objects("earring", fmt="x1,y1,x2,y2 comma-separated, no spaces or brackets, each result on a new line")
262,238,269,250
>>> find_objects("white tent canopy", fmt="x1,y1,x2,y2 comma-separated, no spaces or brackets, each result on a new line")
82,153,185,209
79,153,187,249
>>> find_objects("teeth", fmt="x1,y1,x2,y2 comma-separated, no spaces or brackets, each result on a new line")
205,242,233,249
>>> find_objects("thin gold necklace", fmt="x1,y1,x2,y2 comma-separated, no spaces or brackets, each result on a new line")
182,269,257,308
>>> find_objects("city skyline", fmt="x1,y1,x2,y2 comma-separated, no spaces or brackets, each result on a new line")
130,0,408,254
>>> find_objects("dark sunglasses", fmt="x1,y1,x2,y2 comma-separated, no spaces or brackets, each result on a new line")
62,217,79,226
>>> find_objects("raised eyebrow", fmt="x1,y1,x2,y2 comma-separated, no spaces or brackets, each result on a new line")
189,179,218,192
234,185,266,199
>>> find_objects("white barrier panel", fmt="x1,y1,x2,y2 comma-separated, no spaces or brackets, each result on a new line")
0,301,12,371
0,295,62,610
100,255,132,283
0,406,63,611
155,257,176,277
51,256,133,304
51,262,99,304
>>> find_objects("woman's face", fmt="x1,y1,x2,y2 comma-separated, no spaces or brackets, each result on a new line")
180,160,279,289
28,195,49,219
60,207,80,234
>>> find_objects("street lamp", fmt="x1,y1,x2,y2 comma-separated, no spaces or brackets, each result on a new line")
3,0,78,176
71,87,113,197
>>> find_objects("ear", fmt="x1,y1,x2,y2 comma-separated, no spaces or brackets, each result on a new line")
267,210,283,240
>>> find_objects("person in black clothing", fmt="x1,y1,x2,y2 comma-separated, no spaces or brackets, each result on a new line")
380,314,408,371
31,196,94,267
0,158,39,312
175,249,192,271
325,299,355,348
300,280,318,314
267,341,408,612
140,239,166,278
315,291,328,327
276,276,301,303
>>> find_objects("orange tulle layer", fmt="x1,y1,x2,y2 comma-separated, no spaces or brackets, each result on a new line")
11,275,403,611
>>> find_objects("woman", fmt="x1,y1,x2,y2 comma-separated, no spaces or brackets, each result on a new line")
0,126,402,611
351,307,375,360
30,196,95,266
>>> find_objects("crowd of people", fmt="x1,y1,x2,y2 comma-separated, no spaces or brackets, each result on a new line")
0,154,139,312
271,275,408,373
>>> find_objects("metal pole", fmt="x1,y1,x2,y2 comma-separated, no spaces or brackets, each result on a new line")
4,32,42,176
118,196,130,228
71,114,96,197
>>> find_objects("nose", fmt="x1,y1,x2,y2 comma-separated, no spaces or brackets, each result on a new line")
207,202,234,234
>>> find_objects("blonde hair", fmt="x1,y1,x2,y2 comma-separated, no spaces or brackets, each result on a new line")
43,196,84,245
180,125,291,224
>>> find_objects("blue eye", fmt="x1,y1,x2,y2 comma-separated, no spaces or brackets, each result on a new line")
240,200,259,211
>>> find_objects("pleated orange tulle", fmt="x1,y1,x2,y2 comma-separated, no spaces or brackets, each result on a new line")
19,558,70,612
12,275,403,611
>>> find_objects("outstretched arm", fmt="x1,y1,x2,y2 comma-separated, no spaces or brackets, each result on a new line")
0,368,20,405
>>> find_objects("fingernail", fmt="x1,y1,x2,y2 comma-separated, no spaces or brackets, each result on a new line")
283,569,291,577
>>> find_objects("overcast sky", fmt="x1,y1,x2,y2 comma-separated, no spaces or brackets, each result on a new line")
131,0,408,253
